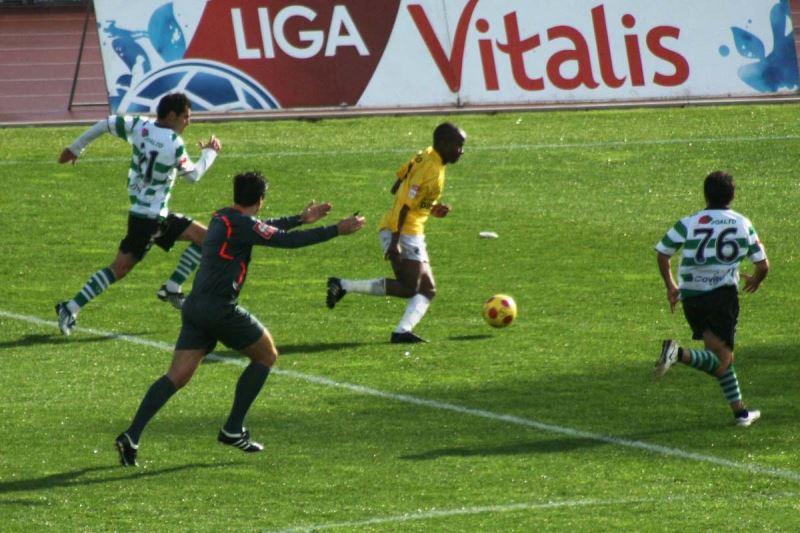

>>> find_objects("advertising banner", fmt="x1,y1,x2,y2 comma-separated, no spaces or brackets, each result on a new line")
93,0,799,114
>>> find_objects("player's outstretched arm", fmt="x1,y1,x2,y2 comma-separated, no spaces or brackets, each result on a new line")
59,117,116,164
301,201,332,224
180,135,221,183
336,214,365,235
251,215,363,249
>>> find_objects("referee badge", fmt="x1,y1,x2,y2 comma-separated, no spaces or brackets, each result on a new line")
254,221,278,239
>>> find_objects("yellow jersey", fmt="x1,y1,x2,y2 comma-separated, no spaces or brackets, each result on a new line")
379,147,445,235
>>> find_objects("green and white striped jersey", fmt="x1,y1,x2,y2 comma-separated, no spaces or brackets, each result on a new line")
68,115,217,219
655,208,766,298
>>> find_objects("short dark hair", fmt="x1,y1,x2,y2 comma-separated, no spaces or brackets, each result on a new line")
234,171,268,206
433,122,465,145
157,93,191,119
704,171,735,208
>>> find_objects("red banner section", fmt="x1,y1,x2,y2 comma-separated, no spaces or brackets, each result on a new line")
186,1,401,107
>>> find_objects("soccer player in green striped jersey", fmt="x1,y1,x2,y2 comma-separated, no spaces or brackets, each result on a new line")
654,171,769,427
55,93,220,335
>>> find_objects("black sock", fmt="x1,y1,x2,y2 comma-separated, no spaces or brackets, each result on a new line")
223,362,270,434
126,375,177,444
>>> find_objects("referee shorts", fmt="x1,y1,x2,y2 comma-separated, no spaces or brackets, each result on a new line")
176,294,266,353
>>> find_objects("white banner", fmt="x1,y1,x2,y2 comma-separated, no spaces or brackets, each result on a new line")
93,0,798,113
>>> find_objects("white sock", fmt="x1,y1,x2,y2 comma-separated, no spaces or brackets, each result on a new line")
395,294,431,333
66,300,80,315
341,278,385,296
165,280,182,293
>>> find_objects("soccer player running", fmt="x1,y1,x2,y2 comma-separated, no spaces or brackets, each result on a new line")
115,171,365,466
326,123,466,343
55,93,220,335
654,171,768,427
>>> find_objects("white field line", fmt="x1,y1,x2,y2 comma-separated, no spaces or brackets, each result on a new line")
3,309,800,485
264,492,798,533
267,496,667,533
0,134,798,167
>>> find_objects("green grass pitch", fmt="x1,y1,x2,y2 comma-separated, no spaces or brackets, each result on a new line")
0,104,799,531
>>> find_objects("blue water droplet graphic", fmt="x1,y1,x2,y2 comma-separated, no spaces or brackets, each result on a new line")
723,0,798,92
731,27,766,59
148,3,186,62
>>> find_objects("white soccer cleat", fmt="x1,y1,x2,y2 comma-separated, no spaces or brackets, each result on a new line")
55,302,76,336
735,409,761,427
654,339,679,380
157,284,185,310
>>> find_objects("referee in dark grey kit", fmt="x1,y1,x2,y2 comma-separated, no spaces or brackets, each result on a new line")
115,170,365,466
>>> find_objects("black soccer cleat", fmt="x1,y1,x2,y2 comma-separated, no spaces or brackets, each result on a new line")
55,302,76,336
157,284,185,310
390,331,428,344
326,277,346,309
217,428,264,453
115,432,139,467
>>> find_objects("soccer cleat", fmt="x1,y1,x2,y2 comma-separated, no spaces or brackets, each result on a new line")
217,428,264,453
157,285,185,310
735,409,761,427
55,302,76,336
115,432,139,467
390,331,428,344
654,339,679,380
326,277,346,309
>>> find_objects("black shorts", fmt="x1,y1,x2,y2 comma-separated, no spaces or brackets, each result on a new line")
682,285,739,349
175,294,266,353
119,212,193,261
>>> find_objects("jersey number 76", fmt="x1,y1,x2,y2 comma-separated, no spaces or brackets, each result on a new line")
693,227,739,264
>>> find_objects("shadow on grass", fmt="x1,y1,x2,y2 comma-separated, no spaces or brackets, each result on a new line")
448,334,493,341
203,341,377,363
400,436,606,460
0,462,233,495
292,340,800,461
0,332,151,350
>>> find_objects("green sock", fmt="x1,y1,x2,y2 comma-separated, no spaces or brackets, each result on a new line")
687,349,721,375
168,244,202,286
126,375,178,445
223,362,270,434
72,267,116,309
718,365,742,403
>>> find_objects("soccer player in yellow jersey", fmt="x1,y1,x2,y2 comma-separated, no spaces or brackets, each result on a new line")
327,123,466,343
